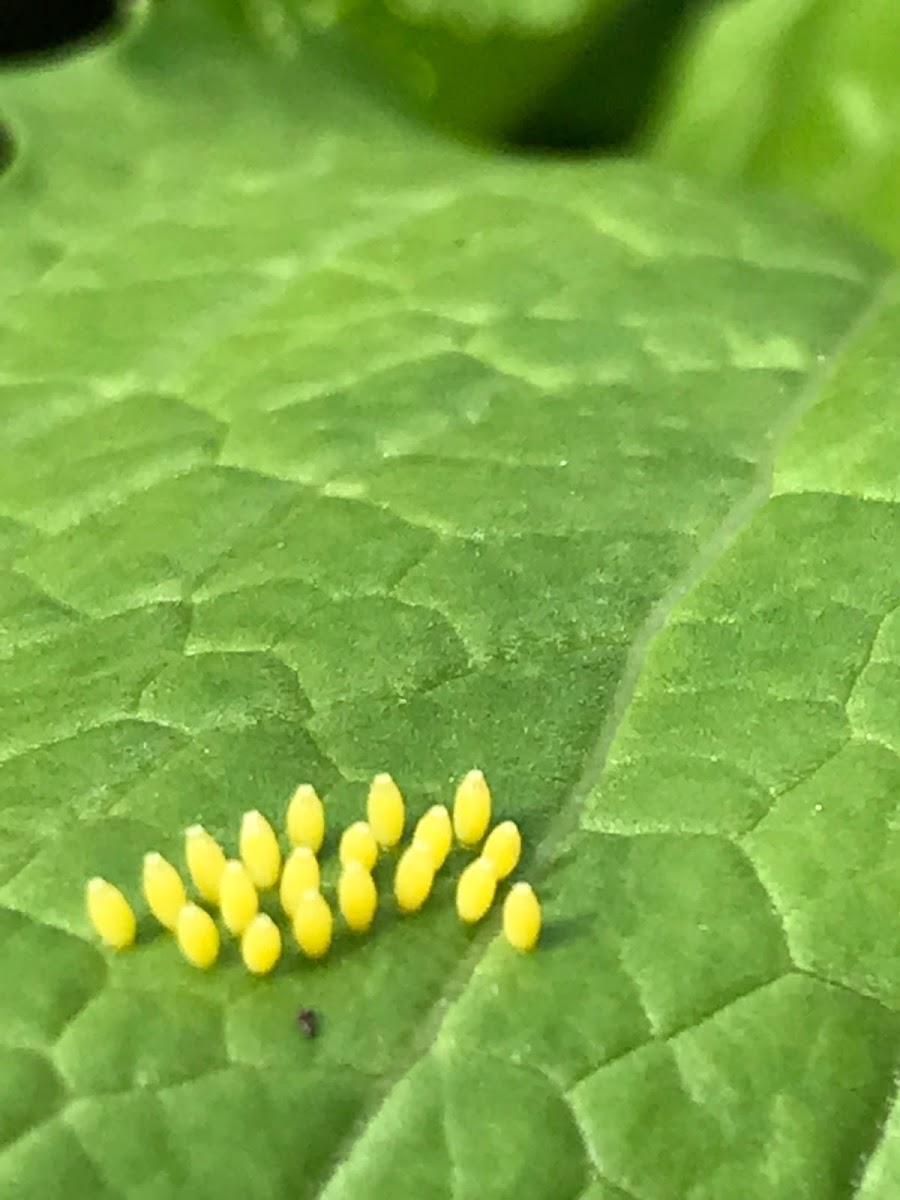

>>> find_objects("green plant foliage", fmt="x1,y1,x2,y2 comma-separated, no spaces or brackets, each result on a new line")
274,0,698,147
582,272,900,1196
649,0,900,256
0,2,898,1197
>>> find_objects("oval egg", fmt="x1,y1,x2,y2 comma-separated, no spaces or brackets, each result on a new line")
241,913,282,975
394,840,436,914
185,825,227,905
86,878,136,950
366,772,405,848
452,769,492,846
239,810,282,890
176,903,220,969
338,861,378,933
219,860,259,935
482,820,521,881
502,882,542,952
280,846,321,917
414,805,452,870
455,856,497,923
339,821,378,871
286,784,325,853
142,852,187,931
293,889,333,959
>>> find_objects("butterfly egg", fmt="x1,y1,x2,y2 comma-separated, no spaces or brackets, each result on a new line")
280,846,321,917
239,809,282,890
185,825,227,905
455,856,497,923
482,820,521,881
453,769,491,846
366,772,405,848
287,784,325,853
176,903,220,969
414,804,452,870
142,852,187,931
338,861,377,933
292,889,333,959
394,839,436,914
86,878,136,950
241,913,282,976
502,882,541,952
219,860,259,935
339,821,378,871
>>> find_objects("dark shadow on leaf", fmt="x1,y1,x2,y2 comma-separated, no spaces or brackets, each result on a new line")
135,912,168,946
540,914,594,950
506,0,723,156
0,120,14,178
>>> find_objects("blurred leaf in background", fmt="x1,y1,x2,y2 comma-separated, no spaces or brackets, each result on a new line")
278,0,712,148
646,0,900,256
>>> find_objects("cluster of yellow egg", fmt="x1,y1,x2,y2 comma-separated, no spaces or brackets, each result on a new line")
85,770,541,975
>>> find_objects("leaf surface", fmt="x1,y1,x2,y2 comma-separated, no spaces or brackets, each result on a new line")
0,4,897,1198
582,271,900,1198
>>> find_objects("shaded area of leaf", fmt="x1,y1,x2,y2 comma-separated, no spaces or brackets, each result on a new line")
0,119,13,177
508,0,713,154
282,0,725,150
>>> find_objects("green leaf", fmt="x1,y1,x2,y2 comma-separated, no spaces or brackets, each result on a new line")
1,3,898,1197
581,272,900,1195
245,0,621,143
276,0,699,147
648,0,900,256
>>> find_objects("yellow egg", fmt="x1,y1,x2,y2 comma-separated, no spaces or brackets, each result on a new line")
453,769,492,846
338,861,377,932
292,889,333,959
482,820,521,880
239,809,282,890
455,856,497,923
286,784,325,853
176,903,220,969
366,772,405,848
241,913,282,975
339,821,378,871
85,878,136,950
185,825,227,905
279,846,321,917
219,860,259,935
394,840,436,914
414,804,453,870
502,882,541,951
142,852,187,931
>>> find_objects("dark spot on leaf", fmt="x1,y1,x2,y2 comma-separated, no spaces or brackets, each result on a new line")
297,1007,318,1038
0,121,14,177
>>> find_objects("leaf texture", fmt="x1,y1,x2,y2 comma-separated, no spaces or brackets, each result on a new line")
0,4,896,1197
